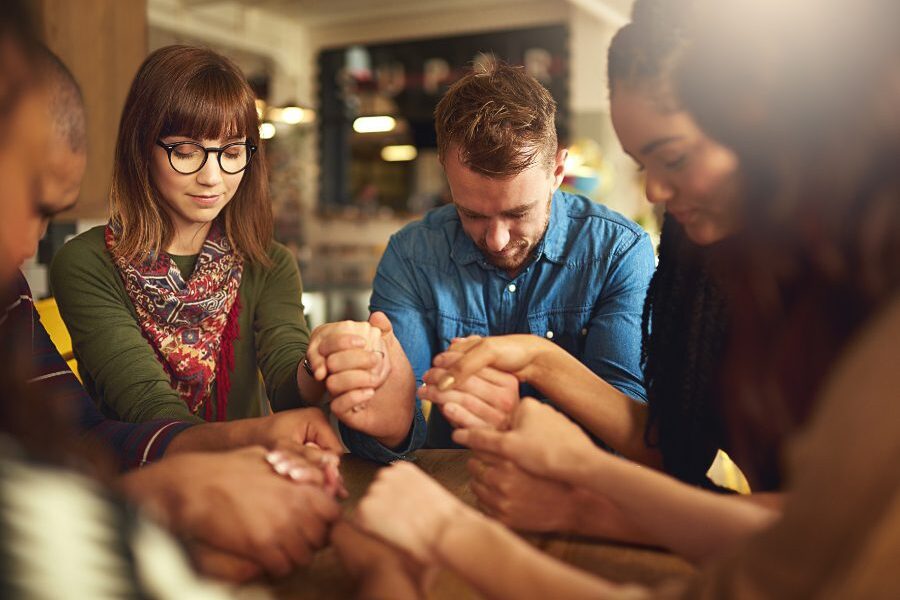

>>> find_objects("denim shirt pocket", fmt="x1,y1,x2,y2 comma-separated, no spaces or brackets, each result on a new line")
527,307,592,358
434,312,490,352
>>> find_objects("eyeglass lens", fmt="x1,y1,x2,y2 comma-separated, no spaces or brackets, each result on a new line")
169,142,250,174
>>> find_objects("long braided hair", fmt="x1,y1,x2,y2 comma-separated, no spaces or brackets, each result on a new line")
640,217,731,487
610,0,741,488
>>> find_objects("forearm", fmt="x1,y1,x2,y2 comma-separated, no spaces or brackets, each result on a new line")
369,341,417,448
526,345,660,467
570,488,655,546
566,452,778,563
163,419,265,455
435,509,621,600
355,566,422,600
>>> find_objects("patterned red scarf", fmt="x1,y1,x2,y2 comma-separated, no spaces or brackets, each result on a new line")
105,221,243,420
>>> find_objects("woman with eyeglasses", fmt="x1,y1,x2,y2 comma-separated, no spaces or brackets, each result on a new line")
49,45,327,427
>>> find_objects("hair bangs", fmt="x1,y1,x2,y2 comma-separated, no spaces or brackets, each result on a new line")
161,65,256,142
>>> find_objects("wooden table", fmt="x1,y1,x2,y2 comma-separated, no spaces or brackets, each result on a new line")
262,450,695,599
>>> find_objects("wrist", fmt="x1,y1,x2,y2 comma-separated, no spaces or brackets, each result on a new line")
118,463,181,528
523,338,556,382
297,359,327,407
568,486,594,534
431,502,481,566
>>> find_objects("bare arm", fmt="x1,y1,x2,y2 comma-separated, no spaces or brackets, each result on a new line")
164,407,343,455
435,509,623,600
457,399,778,564
354,462,635,600
435,335,660,466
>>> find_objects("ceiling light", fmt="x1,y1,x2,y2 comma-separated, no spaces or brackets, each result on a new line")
353,116,396,133
381,145,418,162
259,122,276,140
280,106,305,124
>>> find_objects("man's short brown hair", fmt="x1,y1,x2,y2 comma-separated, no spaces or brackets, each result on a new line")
434,61,558,178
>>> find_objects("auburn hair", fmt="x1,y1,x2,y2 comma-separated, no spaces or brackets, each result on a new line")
434,61,558,178
109,45,272,265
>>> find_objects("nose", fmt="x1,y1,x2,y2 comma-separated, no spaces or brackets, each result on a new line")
484,220,511,253
196,153,225,186
644,173,675,205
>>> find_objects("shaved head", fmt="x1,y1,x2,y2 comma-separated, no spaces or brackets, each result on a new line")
35,43,86,154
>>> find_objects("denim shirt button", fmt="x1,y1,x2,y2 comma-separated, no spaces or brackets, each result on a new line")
581,328,588,336
507,283,517,293
545,330,554,339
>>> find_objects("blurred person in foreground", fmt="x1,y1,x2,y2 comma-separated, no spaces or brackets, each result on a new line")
0,18,341,591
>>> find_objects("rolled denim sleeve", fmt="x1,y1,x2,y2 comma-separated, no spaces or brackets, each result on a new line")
583,229,655,402
336,239,427,463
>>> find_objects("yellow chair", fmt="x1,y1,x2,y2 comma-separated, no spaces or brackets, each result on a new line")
33,297,80,381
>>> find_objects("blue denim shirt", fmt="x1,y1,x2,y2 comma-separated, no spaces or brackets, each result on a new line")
368,190,655,450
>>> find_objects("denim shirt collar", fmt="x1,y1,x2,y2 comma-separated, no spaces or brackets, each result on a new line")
450,189,570,269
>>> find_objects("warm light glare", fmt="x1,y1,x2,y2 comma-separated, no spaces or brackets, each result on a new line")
353,115,396,133
381,145,418,162
259,122,276,140
564,152,584,173
255,99,266,120
280,106,305,124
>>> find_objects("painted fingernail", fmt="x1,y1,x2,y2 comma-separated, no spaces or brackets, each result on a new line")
265,451,283,465
437,375,455,391
273,461,291,475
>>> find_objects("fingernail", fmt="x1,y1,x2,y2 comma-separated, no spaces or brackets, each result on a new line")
304,441,322,449
437,375,455,391
265,451,283,465
289,467,313,482
444,403,456,414
351,403,367,413
273,461,291,475
362,388,375,398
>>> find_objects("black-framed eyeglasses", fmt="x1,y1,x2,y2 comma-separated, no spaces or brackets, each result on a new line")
155,139,257,175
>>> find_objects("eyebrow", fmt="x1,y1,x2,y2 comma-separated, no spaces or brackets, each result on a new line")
455,200,538,218
163,135,245,144
639,136,684,156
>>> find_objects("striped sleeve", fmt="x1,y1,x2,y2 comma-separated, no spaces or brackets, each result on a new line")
11,273,195,471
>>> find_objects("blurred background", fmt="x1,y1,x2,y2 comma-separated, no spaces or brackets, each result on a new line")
27,0,652,327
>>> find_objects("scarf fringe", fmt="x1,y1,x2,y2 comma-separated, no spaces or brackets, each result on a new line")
207,296,241,422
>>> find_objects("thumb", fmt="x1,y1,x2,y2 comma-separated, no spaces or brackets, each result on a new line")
368,311,393,335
